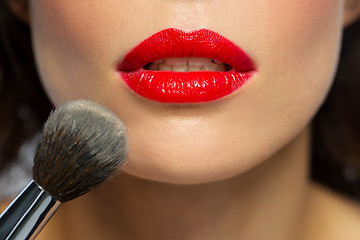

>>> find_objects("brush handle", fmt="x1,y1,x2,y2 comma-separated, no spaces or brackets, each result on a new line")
0,181,41,239
0,181,61,240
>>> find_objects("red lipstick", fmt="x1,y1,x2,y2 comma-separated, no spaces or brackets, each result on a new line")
117,28,256,103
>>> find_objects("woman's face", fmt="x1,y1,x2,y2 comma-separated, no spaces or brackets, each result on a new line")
30,0,345,184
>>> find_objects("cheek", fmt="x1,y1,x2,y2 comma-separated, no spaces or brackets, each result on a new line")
30,1,131,105
260,0,343,117
240,0,344,156
257,0,344,74
232,0,344,122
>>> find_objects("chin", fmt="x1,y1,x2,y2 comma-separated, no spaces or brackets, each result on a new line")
122,164,240,185
120,150,260,185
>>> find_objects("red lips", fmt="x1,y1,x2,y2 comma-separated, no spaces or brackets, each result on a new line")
117,28,256,103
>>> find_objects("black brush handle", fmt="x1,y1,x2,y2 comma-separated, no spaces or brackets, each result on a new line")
5,191,61,240
0,181,61,240
0,181,42,239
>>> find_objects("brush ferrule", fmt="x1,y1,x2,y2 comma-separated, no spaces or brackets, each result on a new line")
0,180,61,240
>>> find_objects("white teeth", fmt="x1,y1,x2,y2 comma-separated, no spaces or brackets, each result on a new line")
172,65,188,72
188,57,212,66
158,64,172,71
145,57,230,72
164,58,187,66
205,62,219,71
188,65,204,71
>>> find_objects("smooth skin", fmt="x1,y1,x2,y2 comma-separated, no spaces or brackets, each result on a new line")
3,0,360,239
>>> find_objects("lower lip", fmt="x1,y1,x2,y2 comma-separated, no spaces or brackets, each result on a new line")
119,70,255,103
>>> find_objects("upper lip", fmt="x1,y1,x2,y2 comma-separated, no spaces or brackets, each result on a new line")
117,28,255,73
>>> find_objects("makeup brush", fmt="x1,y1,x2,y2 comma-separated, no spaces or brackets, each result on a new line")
0,100,128,240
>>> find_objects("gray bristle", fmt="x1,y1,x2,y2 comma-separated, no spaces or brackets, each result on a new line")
33,100,128,203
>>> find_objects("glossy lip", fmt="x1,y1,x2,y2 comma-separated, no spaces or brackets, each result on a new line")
117,28,256,103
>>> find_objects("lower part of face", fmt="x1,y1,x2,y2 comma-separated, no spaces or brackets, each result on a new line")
30,0,344,184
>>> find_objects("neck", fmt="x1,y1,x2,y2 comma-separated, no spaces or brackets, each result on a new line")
47,127,311,240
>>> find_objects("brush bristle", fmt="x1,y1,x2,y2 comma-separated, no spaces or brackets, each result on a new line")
33,100,128,202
